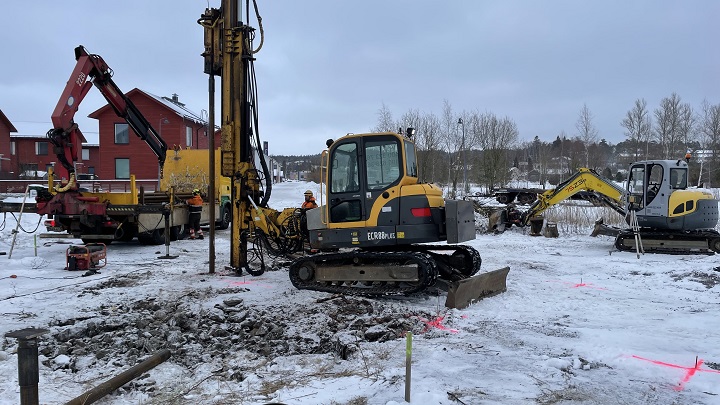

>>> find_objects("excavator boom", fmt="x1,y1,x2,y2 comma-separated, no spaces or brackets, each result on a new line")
521,168,625,225
48,45,167,184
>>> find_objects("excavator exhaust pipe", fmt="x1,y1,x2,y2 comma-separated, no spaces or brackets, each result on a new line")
444,266,510,309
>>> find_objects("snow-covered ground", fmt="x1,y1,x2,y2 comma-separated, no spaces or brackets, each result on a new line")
0,181,719,405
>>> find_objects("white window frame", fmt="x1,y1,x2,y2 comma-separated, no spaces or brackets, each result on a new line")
10,141,16,155
115,158,130,179
115,123,130,144
186,126,192,147
82,148,90,160
35,141,49,155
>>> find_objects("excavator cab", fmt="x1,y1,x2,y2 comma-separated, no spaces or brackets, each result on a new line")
310,130,449,248
625,160,718,231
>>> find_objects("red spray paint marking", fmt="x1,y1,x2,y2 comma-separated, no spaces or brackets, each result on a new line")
416,314,459,334
630,355,720,391
546,280,608,290
224,279,273,289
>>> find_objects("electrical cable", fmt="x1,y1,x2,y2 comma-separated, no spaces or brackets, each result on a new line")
9,212,43,233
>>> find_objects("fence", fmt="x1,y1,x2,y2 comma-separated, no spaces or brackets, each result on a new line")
0,179,161,194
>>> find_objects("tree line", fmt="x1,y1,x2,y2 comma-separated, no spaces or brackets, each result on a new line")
371,94,720,195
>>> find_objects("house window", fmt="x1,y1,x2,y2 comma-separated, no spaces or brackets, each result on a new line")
82,149,90,160
10,141,15,155
88,166,95,175
115,158,130,179
186,126,192,147
36,142,49,155
115,123,130,144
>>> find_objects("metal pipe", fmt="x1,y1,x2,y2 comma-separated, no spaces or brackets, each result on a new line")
5,328,49,405
64,349,171,405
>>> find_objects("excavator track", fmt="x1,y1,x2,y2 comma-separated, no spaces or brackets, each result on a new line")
288,245,485,297
615,229,720,255
289,250,439,296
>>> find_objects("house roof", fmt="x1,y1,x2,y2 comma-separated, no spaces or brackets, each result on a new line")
88,88,207,125
0,109,18,132
11,121,87,143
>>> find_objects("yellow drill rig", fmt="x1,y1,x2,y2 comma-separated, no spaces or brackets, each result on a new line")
199,0,509,308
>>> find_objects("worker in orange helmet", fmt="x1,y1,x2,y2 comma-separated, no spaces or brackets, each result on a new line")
301,190,318,210
186,188,204,240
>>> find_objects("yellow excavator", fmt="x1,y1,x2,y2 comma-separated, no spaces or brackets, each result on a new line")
491,160,720,254
199,0,509,309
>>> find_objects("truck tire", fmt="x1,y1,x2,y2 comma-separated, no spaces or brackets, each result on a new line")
216,204,231,230
117,223,138,242
517,193,536,205
496,194,510,204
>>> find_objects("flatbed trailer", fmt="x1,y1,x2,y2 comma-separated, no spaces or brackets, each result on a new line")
1,149,233,245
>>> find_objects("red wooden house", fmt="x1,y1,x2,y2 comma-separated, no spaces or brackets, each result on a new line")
89,89,216,180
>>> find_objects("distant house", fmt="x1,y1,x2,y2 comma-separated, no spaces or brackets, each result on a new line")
89,89,216,180
0,109,17,179
6,121,101,182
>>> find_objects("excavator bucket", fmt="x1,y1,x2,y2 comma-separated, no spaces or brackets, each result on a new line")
488,209,508,233
444,267,510,309
590,218,621,237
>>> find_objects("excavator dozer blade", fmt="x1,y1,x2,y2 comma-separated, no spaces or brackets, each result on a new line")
445,266,510,309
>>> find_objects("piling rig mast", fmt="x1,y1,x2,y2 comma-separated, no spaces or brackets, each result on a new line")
199,0,272,274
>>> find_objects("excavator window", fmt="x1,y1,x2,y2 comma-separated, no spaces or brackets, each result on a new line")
646,164,663,204
404,141,418,178
627,165,646,210
365,139,400,190
330,142,359,193
670,168,687,189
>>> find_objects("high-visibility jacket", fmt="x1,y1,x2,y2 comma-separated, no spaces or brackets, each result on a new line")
187,195,203,214
302,197,317,210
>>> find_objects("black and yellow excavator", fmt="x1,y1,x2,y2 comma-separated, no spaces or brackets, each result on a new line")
199,0,509,309
491,160,720,254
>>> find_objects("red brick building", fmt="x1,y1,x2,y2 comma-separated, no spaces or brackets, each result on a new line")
1,89,215,184
0,109,17,179
89,89,215,180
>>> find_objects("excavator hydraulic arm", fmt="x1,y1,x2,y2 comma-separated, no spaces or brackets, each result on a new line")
48,45,168,185
520,168,626,225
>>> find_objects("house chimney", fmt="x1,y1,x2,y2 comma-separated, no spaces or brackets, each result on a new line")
172,93,179,103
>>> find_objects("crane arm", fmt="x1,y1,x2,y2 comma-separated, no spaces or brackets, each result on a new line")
520,168,626,225
48,45,168,184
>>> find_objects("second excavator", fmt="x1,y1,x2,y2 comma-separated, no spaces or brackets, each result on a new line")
491,158,720,254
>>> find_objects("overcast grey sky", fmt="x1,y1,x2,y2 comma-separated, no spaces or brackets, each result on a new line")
1,1,718,155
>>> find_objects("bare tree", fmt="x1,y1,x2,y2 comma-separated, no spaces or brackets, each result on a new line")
621,98,652,161
575,104,599,166
698,99,720,186
475,113,518,191
654,93,694,159
439,100,465,197
412,111,443,183
372,102,397,132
